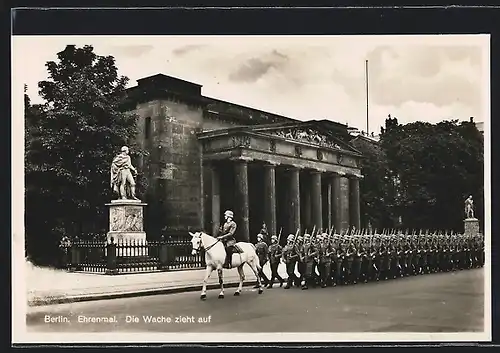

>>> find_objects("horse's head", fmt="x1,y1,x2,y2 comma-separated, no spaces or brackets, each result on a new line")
189,231,203,255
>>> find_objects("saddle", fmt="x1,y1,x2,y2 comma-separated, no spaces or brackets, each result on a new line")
232,244,243,253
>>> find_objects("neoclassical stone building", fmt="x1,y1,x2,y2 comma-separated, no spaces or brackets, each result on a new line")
124,74,364,243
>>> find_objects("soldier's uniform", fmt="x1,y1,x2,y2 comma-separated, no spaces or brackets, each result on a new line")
318,233,333,288
300,234,317,290
254,233,270,287
344,243,355,284
295,236,305,286
333,240,344,286
268,235,284,288
366,242,377,282
217,210,237,269
282,234,299,289
351,242,362,284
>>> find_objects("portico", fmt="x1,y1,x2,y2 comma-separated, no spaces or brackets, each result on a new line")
199,121,363,243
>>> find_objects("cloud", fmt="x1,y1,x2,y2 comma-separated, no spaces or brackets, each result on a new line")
106,45,154,58
361,45,482,111
16,36,486,134
172,44,206,56
228,50,289,83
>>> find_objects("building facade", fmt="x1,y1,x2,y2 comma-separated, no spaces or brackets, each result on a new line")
124,74,364,243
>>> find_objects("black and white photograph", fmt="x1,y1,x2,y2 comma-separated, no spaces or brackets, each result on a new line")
12,34,490,343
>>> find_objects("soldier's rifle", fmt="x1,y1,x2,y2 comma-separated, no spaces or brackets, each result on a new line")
277,227,283,245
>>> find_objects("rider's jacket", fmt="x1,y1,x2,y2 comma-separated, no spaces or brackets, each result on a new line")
219,220,237,247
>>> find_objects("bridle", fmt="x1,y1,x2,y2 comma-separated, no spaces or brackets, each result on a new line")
192,232,221,253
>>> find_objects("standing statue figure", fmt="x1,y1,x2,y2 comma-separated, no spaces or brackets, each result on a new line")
465,195,474,219
110,146,140,200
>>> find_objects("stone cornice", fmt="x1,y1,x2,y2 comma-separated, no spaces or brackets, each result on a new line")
198,129,362,158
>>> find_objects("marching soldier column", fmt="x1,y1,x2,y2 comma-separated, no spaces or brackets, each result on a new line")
261,226,484,290
248,196,484,290
212,199,484,290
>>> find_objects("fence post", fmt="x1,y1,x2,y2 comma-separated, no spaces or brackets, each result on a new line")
167,235,176,268
158,235,169,270
69,239,81,272
106,237,118,275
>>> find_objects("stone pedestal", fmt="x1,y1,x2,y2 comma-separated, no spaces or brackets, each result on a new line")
106,200,148,255
464,218,479,237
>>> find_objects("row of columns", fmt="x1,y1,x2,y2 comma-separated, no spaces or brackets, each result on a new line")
210,160,361,242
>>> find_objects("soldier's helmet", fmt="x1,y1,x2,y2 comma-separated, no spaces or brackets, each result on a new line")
298,236,304,242
321,232,329,238
287,234,294,242
271,235,278,241
304,233,311,239
257,233,264,241
224,210,234,218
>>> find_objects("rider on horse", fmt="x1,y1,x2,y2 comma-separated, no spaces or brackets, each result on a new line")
217,210,237,268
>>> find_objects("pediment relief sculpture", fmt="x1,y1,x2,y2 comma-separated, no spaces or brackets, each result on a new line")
271,128,342,150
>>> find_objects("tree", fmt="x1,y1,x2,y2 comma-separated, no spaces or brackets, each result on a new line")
379,117,484,232
351,136,395,230
25,45,147,266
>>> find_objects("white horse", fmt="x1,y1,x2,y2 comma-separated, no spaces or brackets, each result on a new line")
189,231,264,300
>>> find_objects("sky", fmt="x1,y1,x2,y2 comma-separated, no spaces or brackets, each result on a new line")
13,35,489,134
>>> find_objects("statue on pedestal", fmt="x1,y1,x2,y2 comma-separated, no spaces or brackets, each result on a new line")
110,146,140,201
465,195,474,219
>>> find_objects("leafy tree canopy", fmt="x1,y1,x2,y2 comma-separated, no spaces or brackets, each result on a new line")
25,45,147,265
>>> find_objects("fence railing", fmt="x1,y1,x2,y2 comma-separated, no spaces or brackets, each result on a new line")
61,235,205,274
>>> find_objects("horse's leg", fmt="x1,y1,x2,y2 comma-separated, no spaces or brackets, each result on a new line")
234,265,245,296
249,259,264,294
200,266,213,300
217,268,225,299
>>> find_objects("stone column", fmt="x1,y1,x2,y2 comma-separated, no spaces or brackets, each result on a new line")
263,163,277,237
349,175,361,229
289,167,301,233
234,160,250,242
331,172,342,232
311,170,323,231
210,164,221,237
302,174,312,230
325,177,332,230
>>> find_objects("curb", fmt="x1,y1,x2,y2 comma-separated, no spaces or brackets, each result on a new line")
28,278,289,307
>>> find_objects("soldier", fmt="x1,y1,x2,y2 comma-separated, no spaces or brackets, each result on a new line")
378,241,389,280
260,222,269,244
332,237,343,286
311,233,321,287
358,240,369,283
217,210,237,269
351,240,362,284
254,233,270,288
366,240,377,282
267,235,284,288
282,234,299,289
295,235,305,286
300,233,317,290
344,241,355,284
318,233,333,288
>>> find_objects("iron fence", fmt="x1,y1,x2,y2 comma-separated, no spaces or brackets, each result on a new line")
61,234,205,274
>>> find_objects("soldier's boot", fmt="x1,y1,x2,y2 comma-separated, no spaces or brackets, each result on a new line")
224,251,232,269
284,277,292,289
267,279,274,289
301,277,308,290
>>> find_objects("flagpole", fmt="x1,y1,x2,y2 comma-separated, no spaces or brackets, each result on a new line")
365,59,369,135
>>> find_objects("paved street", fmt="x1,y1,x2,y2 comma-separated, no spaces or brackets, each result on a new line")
26,268,484,333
